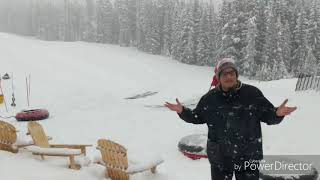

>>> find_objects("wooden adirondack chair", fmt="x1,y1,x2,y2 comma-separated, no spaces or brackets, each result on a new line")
0,120,52,153
27,121,92,170
0,120,18,153
97,139,163,180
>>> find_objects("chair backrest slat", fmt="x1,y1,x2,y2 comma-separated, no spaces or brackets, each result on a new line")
98,139,128,169
0,120,18,153
27,122,50,148
98,139,129,180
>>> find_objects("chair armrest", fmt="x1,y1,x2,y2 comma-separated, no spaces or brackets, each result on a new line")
50,144,92,155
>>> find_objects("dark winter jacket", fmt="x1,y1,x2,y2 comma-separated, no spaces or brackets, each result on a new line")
178,81,284,164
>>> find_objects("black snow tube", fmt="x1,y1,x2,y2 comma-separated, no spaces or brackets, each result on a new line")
15,109,49,121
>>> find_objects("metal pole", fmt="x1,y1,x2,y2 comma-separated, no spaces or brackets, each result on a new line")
0,74,8,112
26,76,29,107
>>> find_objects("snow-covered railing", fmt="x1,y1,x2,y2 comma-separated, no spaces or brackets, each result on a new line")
295,74,320,91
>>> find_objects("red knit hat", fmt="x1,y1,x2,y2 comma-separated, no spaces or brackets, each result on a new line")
211,65,219,87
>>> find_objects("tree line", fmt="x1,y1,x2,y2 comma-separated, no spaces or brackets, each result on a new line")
0,0,319,80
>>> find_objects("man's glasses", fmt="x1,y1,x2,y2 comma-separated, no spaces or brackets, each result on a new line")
221,70,236,78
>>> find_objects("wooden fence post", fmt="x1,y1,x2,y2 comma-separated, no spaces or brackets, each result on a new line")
295,74,302,91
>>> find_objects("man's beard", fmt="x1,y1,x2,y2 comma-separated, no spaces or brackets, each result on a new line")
221,81,238,92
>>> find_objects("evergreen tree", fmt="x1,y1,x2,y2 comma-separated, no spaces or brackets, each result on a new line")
128,0,137,45
215,0,237,61
256,61,272,81
96,0,113,43
111,4,120,44
178,6,194,64
190,0,201,64
273,17,289,80
232,0,253,71
243,18,257,77
115,0,130,46
163,0,174,55
207,0,217,65
280,20,292,72
145,1,162,54
171,1,184,60
308,0,320,67
264,2,278,78
292,6,309,76
136,0,147,50
196,7,211,66
83,0,97,42
254,0,267,66
301,48,318,76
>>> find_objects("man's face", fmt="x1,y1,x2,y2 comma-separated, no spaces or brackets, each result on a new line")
219,67,237,90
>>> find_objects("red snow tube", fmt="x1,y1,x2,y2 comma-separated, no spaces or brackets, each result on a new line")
15,109,49,121
181,151,208,160
178,134,208,160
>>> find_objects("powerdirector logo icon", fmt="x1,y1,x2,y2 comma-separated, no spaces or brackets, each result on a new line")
234,155,319,177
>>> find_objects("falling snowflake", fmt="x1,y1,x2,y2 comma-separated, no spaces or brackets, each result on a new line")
233,37,240,43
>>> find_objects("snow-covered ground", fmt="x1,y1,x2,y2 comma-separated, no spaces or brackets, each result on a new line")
0,32,319,180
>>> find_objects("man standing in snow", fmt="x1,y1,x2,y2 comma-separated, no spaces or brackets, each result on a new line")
165,58,297,180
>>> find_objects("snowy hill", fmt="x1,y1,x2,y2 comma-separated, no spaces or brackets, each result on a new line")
0,32,319,180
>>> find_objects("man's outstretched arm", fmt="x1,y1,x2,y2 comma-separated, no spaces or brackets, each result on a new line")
255,89,297,125
165,98,206,124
